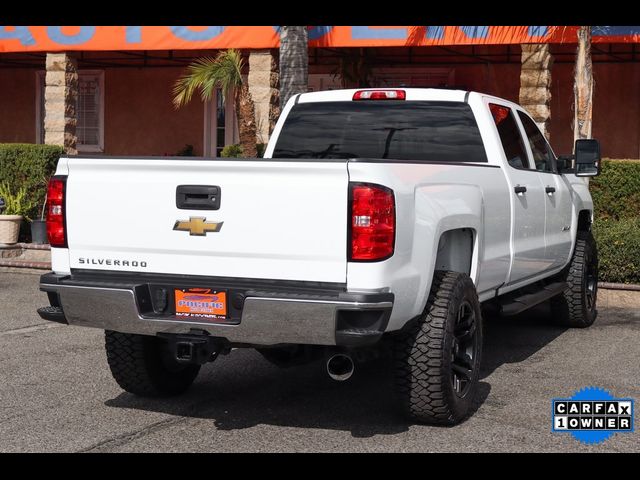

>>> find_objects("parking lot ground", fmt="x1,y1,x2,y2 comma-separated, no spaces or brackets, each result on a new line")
0,270,638,452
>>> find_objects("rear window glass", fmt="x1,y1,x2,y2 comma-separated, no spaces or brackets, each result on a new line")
272,101,488,163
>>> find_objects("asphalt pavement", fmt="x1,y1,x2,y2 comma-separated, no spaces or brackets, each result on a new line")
0,270,638,452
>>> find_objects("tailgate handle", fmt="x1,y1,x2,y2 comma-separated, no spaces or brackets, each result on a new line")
176,185,221,210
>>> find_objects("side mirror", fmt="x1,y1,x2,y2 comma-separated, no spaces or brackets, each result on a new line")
574,139,601,177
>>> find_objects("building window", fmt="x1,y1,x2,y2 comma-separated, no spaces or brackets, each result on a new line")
37,70,104,152
215,88,226,157
203,88,237,157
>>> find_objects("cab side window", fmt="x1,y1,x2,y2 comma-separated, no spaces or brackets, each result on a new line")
517,111,556,173
489,103,530,169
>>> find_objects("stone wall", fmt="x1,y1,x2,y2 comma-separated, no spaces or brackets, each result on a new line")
44,53,78,154
519,44,553,140
248,50,279,146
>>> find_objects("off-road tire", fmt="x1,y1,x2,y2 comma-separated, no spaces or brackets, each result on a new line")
393,271,483,425
551,231,599,328
105,330,200,397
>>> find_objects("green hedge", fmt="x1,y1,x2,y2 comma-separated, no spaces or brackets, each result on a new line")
0,144,63,221
590,159,640,221
593,218,640,284
590,159,640,284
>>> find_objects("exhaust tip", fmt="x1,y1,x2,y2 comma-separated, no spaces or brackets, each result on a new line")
326,353,354,381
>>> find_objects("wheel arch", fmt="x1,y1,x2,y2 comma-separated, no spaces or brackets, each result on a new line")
434,227,477,278
577,209,593,232
413,184,484,320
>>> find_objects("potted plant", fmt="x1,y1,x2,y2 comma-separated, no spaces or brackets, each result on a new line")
0,182,35,245
30,191,48,244
28,174,52,244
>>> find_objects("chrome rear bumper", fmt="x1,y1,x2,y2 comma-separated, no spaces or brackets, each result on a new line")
39,272,393,347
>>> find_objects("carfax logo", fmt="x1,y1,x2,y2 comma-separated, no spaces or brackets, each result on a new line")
552,386,634,444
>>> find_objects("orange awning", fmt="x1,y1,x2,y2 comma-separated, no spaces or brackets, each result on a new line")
1,26,639,53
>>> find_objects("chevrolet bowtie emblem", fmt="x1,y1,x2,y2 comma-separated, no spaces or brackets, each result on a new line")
173,217,223,236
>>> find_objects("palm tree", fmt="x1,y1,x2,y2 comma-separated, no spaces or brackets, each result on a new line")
279,26,309,108
333,48,373,88
173,49,257,157
574,26,593,142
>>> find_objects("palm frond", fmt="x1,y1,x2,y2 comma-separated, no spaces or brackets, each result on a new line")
173,50,244,109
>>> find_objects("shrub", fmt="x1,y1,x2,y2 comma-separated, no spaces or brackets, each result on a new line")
220,144,243,158
589,159,640,283
176,144,195,156
221,143,265,158
590,159,640,221
0,144,63,221
593,218,640,284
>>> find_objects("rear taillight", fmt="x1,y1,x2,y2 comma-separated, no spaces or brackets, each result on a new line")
349,183,395,261
353,90,406,101
46,177,67,248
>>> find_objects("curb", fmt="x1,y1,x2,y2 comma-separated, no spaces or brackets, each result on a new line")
17,242,51,251
598,282,640,292
0,243,51,269
0,259,51,269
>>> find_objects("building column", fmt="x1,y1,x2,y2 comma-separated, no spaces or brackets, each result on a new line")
519,44,554,140
44,53,78,154
247,50,279,146
574,26,593,142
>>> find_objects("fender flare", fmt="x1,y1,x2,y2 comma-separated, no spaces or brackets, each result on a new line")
412,183,484,315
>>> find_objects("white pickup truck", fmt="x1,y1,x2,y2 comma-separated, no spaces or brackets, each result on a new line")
38,88,601,425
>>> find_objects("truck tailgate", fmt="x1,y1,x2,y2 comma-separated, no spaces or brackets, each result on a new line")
64,158,349,283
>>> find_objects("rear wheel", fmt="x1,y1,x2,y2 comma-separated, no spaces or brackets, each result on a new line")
393,271,483,425
105,331,200,397
551,231,598,328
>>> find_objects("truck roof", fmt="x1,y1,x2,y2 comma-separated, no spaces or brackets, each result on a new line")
297,88,470,104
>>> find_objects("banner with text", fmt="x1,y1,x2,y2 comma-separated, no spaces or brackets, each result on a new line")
2,26,640,53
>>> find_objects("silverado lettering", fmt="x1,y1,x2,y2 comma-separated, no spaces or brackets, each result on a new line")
78,258,147,268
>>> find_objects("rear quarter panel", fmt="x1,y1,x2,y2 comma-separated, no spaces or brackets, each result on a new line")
347,161,511,331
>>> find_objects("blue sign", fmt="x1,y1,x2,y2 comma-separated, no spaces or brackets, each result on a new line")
552,387,634,445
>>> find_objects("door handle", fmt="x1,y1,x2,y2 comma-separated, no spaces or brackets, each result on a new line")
514,185,527,195
545,186,556,195
176,185,221,210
